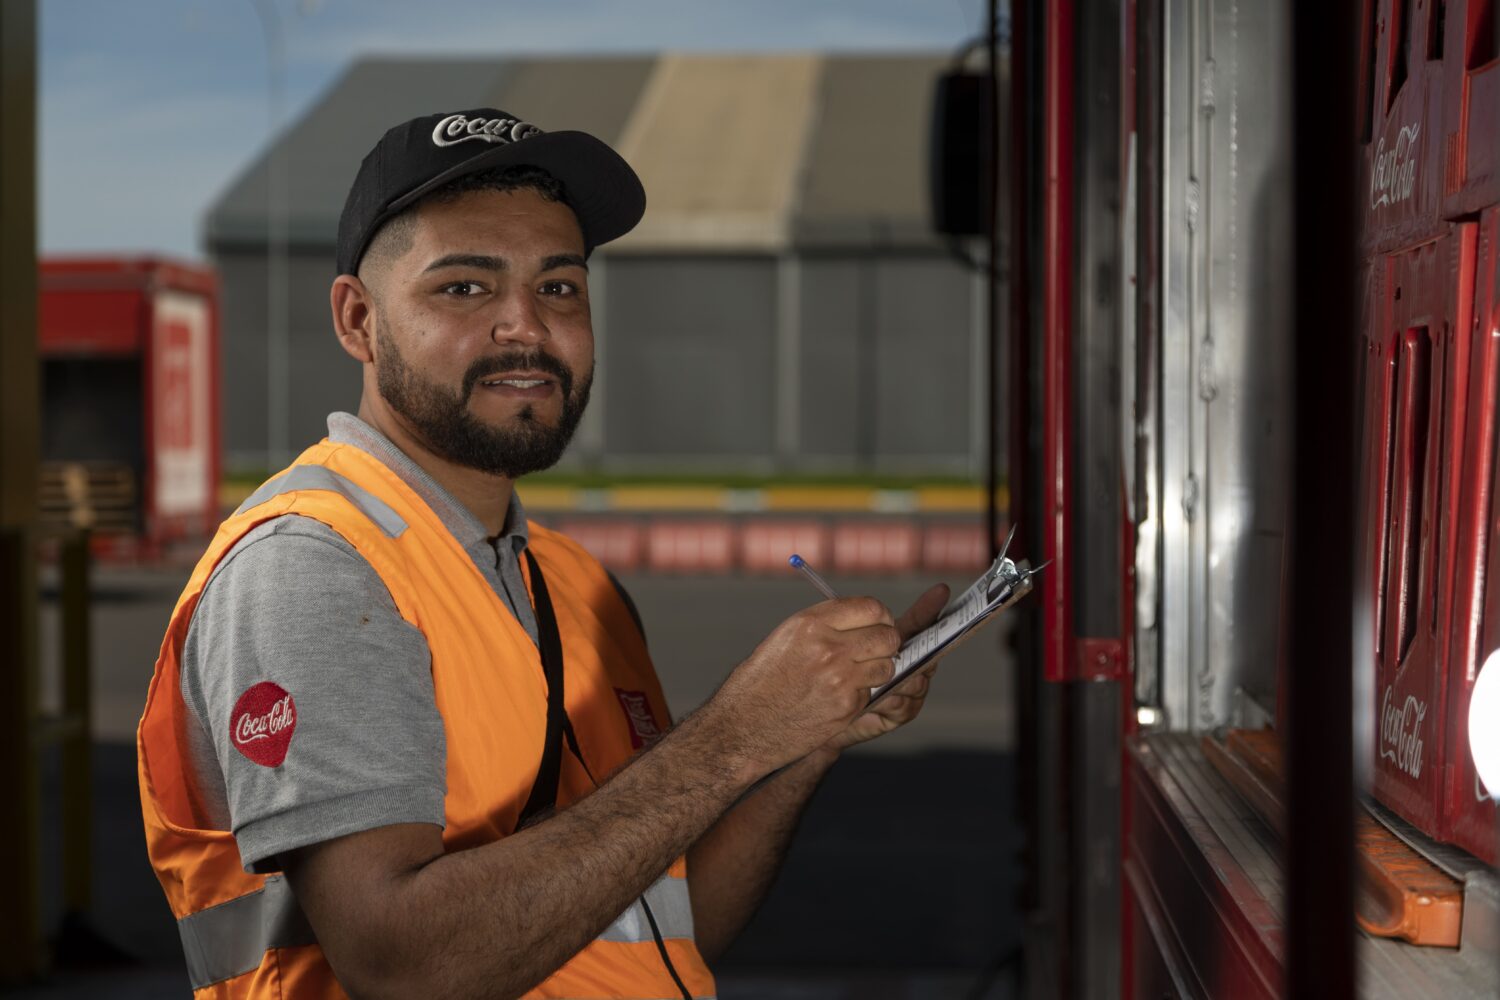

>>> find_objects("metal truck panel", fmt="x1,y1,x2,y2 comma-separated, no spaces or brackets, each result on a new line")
1129,733,1499,996
1127,734,1282,999
1144,0,1292,729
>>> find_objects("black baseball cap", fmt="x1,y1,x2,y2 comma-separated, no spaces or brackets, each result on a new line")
336,108,646,275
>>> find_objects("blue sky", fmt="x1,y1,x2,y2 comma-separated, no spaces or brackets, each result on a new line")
40,0,988,260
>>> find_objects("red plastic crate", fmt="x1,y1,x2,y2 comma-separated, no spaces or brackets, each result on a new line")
1360,0,1449,255
1440,206,1500,863
554,519,645,573
1362,226,1479,834
1439,0,1500,216
740,520,829,575
830,521,921,575
645,520,735,574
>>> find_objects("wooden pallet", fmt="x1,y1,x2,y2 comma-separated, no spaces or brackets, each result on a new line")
38,462,137,536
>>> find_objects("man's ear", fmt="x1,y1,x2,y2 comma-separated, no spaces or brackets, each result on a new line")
331,274,376,364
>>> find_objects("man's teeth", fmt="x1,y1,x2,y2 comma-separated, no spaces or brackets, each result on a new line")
483,378,548,388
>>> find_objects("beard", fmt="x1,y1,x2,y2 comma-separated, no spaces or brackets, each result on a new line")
374,329,592,480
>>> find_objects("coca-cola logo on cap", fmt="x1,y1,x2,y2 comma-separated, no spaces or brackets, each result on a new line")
229,681,298,768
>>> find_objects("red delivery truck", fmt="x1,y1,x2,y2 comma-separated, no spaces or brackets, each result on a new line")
39,257,220,559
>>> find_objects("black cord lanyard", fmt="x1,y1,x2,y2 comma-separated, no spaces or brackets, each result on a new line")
515,550,694,1000
516,548,574,826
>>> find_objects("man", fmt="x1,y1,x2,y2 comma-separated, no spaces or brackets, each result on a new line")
138,108,949,999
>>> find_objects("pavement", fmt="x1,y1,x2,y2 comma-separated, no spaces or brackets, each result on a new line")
11,563,1023,998
16,742,1020,998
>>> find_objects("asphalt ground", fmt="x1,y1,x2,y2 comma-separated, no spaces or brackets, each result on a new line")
13,565,1022,998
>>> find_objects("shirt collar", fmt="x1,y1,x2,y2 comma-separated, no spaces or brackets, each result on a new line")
325,412,529,552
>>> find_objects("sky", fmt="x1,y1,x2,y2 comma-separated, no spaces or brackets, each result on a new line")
39,0,990,261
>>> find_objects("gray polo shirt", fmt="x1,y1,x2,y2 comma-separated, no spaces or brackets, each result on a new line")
179,413,544,872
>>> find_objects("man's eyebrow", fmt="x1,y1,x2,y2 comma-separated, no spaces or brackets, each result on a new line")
421,252,588,274
423,253,504,273
541,253,589,273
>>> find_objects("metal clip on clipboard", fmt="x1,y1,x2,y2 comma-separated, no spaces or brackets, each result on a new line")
867,525,1044,707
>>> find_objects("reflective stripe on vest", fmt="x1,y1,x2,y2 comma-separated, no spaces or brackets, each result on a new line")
177,874,695,991
178,875,316,990
236,465,407,537
603,872,695,944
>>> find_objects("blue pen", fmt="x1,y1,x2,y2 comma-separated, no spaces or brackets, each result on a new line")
788,554,840,600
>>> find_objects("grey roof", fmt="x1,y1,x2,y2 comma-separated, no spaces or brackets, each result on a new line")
204,56,653,250
204,52,951,255
793,54,952,247
608,53,824,253
207,59,503,249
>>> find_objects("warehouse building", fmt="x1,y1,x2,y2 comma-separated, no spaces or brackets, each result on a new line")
205,53,993,476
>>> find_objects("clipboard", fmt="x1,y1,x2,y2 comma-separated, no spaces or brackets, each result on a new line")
867,530,1044,706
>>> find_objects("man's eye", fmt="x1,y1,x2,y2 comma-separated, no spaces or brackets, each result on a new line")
442,281,483,296
539,280,576,297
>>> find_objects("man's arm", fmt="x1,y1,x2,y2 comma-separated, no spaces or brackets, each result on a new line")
683,582,951,961
684,747,836,962
182,519,448,870
283,596,902,1000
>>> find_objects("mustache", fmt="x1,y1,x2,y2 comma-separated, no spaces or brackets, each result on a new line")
462,350,575,399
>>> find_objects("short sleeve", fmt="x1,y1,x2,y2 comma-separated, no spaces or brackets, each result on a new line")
180,515,447,873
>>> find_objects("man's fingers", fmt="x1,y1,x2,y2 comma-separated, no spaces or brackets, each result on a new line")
842,622,903,662
868,692,914,716
895,583,950,641
878,670,931,707
893,668,932,697
867,691,923,725
818,595,896,631
854,657,896,690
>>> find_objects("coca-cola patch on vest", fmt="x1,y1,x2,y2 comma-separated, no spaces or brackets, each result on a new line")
230,681,298,767
614,688,662,750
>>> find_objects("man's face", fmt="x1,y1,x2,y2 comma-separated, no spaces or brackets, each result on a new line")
367,187,594,479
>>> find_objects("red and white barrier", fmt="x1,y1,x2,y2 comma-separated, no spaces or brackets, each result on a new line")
740,520,830,574
923,523,993,572
646,520,736,574
831,521,921,574
554,519,645,573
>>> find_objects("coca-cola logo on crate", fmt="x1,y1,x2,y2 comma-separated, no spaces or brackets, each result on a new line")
1379,685,1427,780
1370,122,1420,211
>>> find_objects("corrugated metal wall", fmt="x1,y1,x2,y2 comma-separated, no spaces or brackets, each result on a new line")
602,256,778,461
796,257,975,469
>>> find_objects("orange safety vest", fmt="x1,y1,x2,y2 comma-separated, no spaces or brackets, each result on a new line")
138,439,717,999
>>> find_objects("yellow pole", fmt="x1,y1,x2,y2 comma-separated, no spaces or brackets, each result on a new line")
0,0,41,981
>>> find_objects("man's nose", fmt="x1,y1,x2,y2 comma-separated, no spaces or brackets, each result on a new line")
491,288,548,346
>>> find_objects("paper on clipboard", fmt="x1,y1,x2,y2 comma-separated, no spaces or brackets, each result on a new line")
868,542,1041,705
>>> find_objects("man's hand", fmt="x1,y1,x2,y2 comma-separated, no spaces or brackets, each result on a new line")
702,597,903,779
683,582,954,963
824,582,950,752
